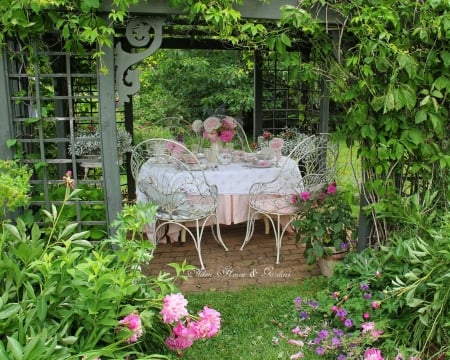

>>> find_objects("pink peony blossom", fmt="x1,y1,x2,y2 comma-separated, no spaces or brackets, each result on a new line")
219,129,235,142
372,301,380,309
222,116,237,129
165,334,195,351
364,348,384,360
119,313,143,343
203,116,221,132
269,137,284,151
192,306,221,338
160,293,189,324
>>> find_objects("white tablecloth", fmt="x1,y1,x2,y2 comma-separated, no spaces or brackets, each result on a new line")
137,157,300,241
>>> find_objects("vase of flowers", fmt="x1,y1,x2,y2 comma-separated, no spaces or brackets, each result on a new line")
196,115,238,163
291,182,357,274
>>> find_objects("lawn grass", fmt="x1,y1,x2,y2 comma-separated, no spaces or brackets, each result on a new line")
182,277,328,360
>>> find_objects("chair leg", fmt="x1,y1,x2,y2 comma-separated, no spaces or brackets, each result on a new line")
241,209,257,250
264,217,270,234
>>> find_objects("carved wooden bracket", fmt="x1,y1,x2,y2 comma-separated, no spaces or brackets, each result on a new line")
115,17,164,107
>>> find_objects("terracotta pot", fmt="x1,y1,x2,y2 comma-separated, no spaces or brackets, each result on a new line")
317,250,347,277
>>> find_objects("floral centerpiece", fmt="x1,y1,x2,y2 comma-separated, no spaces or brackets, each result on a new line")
291,182,357,266
68,125,133,157
201,115,237,143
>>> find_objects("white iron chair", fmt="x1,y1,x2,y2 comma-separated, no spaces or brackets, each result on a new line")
241,133,339,264
130,138,228,269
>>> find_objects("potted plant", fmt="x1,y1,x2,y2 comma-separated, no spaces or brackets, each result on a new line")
292,182,357,276
68,125,133,158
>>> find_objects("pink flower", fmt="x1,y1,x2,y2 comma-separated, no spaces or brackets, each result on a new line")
222,116,237,129
166,334,195,351
119,313,143,343
192,306,221,338
363,312,370,319
288,339,304,347
160,293,189,324
364,348,384,360
219,129,234,142
269,137,284,151
165,141,185,158
63,171,75,189
327,183,337,194
290,352,304,359
372,301,380,309
203,116,221,132
300,191,310,201
291,194,299,204
362,322,375,333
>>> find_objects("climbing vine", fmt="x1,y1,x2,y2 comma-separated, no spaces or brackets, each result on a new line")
1,0,449,244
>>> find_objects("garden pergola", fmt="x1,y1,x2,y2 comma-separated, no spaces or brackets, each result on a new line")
0,1,344,234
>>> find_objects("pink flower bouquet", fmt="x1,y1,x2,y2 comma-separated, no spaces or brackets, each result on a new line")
202,116,237,143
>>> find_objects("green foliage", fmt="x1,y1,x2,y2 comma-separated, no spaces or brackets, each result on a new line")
331,210,450,358
0,160,32,218
0,184,200,359
293,183,358,265
134,49,254,124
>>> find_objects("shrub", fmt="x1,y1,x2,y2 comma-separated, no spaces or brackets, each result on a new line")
0,170,220,359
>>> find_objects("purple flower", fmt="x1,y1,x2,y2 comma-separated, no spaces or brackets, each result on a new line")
316,346,325,355
336,308,347,317
300,311,309,319
332,336,342,347
361,283,370,291
332,328,344,336
344,318,354,328
338,355,347,360
364,292,372,299
310,300,319,309
295,296,302,305
318,330,328,339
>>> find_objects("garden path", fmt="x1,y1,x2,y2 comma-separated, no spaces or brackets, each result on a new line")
144,220,320,293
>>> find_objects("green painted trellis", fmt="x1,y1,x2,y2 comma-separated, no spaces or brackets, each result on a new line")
0,1,344,235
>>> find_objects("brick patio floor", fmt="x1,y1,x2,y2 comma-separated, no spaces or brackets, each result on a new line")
144,220,321,293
